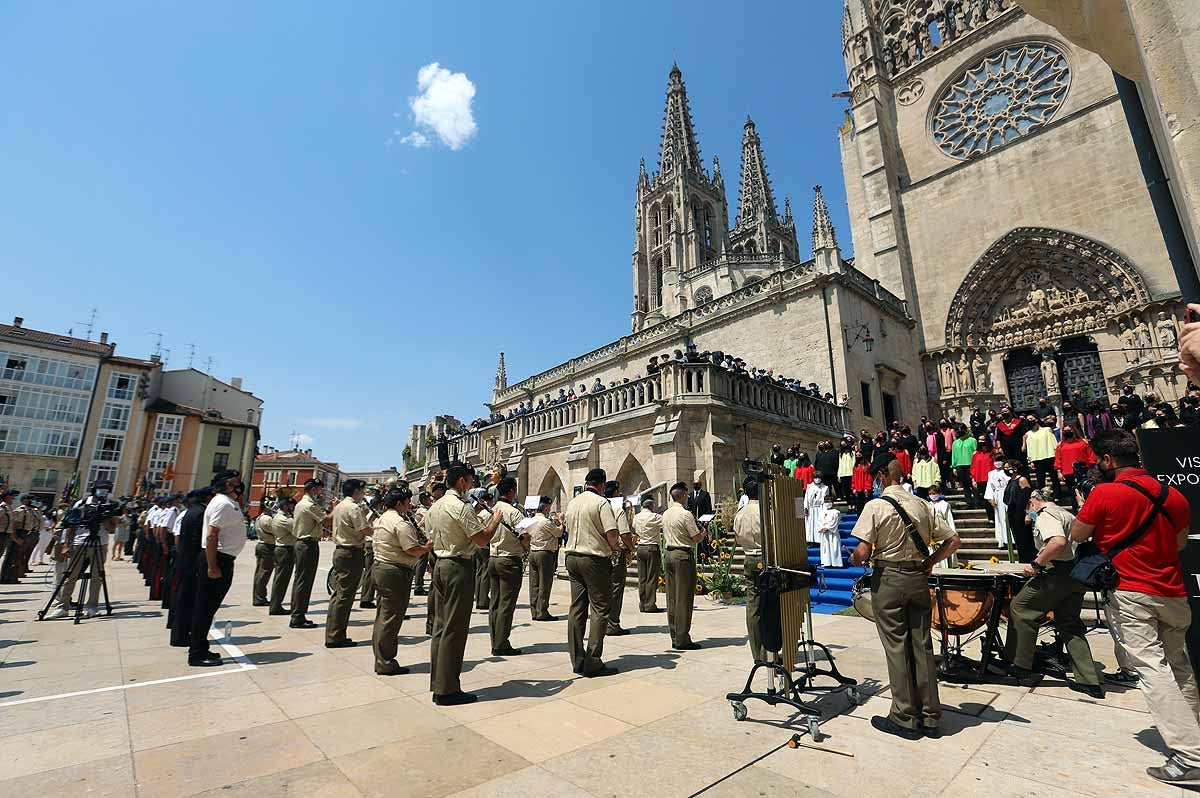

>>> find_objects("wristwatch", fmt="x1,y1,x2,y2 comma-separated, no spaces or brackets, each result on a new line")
1030,561,1047,575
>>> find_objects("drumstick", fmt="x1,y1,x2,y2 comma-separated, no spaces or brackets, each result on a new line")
787,734,855,757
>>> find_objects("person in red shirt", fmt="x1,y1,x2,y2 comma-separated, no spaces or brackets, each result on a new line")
969,439,996,523
1071,429,1199,787
793,454,815,490
850,454,872,515
994,406,1027,465
890,442,912,477
1054,427,1096,510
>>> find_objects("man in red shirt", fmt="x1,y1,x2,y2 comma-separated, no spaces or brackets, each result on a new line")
1071,429,1199,787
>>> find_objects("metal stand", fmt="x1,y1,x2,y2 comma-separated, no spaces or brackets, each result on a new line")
725,462,861,739
37,533,112,624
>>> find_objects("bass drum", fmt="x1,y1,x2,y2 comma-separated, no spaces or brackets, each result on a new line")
851,573,874,621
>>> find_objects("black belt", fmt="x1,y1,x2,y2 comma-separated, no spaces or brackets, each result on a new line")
335,544,364,551
375,560,414,570
439,555,472,563
876,560,925,572
666,546,693,553
296,538,318,544
636,543,659,548
565,551,608,560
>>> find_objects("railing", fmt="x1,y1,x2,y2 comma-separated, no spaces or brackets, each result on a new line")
513,401,580,438
674,362,849,435
589,374,663,421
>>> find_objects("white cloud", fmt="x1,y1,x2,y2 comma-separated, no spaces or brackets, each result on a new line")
297,417,366,430
397,62,477,150
399,130,429,148
293,433,316,446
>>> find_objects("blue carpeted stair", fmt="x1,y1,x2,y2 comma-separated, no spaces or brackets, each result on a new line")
808,513,864,614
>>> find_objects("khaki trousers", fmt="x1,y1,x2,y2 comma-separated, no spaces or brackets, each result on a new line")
743,553,765,662
371,561,414,670
413,552,429,591
528,549,557,619
665,548,696,647
425,552,438,635
565,552,611,674
252,541,275,605
473,548,491,609
608,549,628,632
431,556,475,696
1003,569,1099,685
325,547,364,645
635,544,661,612
1108,590,1200,767
360,546,376,604
56,545,103,610
290,539,320,624
873,566,941,730
488,555,523,652
270,546,294,613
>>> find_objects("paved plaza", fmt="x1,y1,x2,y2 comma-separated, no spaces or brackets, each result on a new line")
0,545,1192,797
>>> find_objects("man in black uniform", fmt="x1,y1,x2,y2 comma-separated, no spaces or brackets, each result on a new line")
168,488,215,648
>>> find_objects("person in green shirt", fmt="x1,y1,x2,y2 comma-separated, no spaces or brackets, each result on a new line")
950,426,978,508
783,447,799,476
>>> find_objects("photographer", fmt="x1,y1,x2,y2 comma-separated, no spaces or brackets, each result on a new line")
1069,429,1200,787
45,480,119,619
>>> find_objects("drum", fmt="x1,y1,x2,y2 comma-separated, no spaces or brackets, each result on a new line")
928,572,1003,636
851,573,874,621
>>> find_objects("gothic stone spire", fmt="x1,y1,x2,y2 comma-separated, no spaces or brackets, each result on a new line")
658,63,703,175
811,185,839,253
736,116,778,229
494,352,507,392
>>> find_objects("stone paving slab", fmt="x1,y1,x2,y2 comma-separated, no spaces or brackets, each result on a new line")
0,543,1188,797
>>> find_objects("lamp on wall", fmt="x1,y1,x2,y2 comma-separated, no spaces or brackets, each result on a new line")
844,322,875,352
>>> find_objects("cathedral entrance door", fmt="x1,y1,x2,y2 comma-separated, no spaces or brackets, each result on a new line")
1005,348,1045,411
1057,337,1106,403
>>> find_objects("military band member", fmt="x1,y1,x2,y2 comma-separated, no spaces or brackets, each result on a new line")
563,468,621,677
2,494,39,582
251,500,276,606
733,478,764,662
1003,488,1102,697
603,481,635,636
269,496,297,615
663,482,705,650
291,479,329,629
413,490,433,596
488,478,528,656
360,495,381,610
371,487,433,675
633,497,664,613
423,482,446,635
850,455,959,739
0,490,15,584
527,496,559,621
427,464,504,705
471,488,493,610
326,479,372,648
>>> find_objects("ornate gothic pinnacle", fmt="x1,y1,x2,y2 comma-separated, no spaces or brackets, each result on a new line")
712,155,723,186
494,352,507,392
735,115,777,230
811,185,839,253
783,196,793,225
658,64,702,175
638,157,648,187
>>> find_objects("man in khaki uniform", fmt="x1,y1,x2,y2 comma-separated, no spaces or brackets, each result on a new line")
563,468,621,677
0,491,14,584
488,478,528,656
291,479,329,629
326,479,372,647
371,487,432,675
733,477,765,662
603,481,635,636
527,496,559,620
251,500,276,606
663,482,705,650
269,497,296,615
423,483,447,635
3,494,40,582
851,455,959,740
412,490,433,596
359,495,380,609
1003,488,1101,695
428,464,503,705
472,489,493,610
633,497,663,613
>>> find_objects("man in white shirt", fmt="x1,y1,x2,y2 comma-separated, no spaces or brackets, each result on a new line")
189,470,247,667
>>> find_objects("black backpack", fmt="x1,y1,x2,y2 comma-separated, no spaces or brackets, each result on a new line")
1071,479,1174,591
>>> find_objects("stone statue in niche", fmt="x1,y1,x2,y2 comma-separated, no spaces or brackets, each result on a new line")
1040,352,1059,393
972,354,992,393
957,355,974,393
1135,323,1154,362
939,359,957,395
1028,286,1049,315
1156,311,1179,350
1119,322,1142,365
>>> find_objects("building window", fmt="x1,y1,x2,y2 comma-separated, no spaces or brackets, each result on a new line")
693,286,713,305
87,465,117,487
882,392,898,429
287,471,298,486
217,427,232,447
860,381,873,419
212,452,229,472
264,469,281,484
108,372,137,401
146,414,184,489
92,433,124,463
31,468,58,490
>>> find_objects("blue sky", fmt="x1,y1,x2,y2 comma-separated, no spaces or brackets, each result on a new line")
0,1,853,470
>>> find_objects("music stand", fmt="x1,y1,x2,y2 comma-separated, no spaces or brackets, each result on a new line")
725,461,861,739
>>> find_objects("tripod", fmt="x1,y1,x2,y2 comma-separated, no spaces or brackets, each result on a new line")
38,532,113,624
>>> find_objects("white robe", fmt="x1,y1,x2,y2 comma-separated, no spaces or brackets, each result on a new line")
803,481,829,544
930,498,958,569
984,468,1011,546
817,506,843,567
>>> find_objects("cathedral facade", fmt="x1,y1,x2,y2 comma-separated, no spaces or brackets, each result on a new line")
839,0,1186,419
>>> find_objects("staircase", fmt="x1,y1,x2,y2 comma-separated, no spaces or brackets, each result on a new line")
555,488,1010,615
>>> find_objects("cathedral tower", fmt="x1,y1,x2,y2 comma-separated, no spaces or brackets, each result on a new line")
729,116,798,261
632,64,730,331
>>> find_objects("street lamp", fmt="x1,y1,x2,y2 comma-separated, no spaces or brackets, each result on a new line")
844,322,874,352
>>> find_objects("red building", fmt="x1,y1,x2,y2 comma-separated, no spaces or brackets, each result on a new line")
249,447,342,518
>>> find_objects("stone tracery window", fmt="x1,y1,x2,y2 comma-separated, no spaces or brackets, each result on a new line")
693,286,713,305
931,42,1070,160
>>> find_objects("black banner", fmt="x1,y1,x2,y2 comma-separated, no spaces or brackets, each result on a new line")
1137,427,1200,679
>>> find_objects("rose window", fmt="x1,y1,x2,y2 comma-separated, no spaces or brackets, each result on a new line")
931,43,1070,160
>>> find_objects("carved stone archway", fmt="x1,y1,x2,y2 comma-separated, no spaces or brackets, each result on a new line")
614,453,652,495
535,466,566,511
944,227,1150,351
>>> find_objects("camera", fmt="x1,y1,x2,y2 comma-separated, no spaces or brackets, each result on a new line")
1073,461,1100,500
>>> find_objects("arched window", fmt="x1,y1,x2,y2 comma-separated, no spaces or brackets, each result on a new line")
693,286,713,305
651,204,662,247
746,239,757,254
704,207,713,249
652,257,664,308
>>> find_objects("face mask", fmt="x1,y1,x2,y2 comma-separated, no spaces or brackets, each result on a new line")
95,488,110,499
813,477,822,484
1063,430,1074,439
1027,510,1039,523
